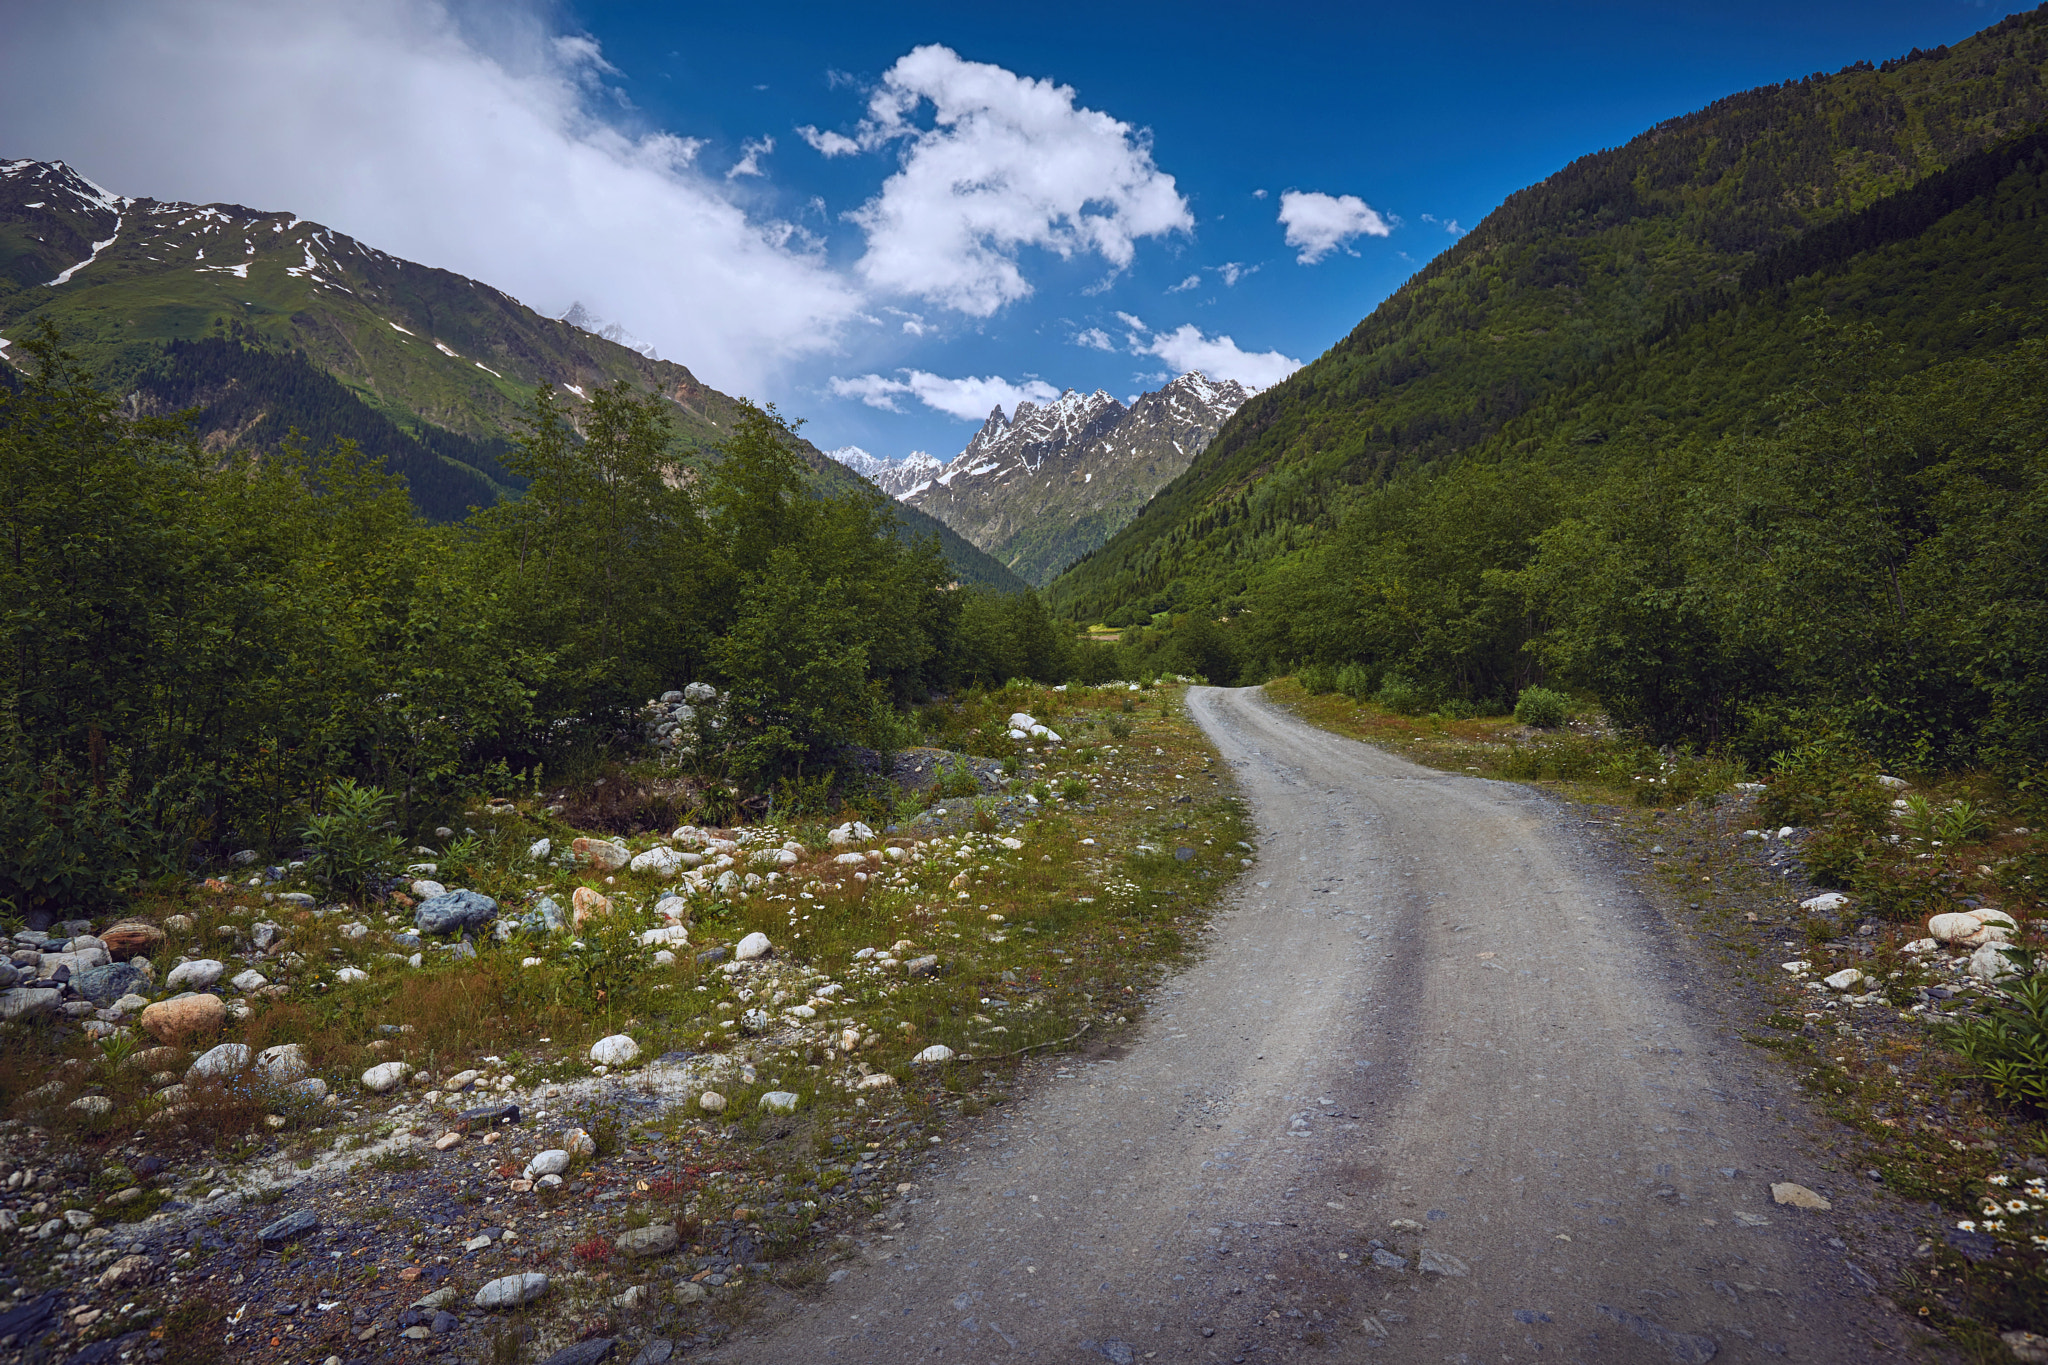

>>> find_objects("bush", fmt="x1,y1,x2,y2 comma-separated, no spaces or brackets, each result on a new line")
1335,663,1374,701
1376,675,1429,716
1296,663,1337,695
0,742,137,926
1513,687,1570,729
300,779,404,901
1945,950,2048,1108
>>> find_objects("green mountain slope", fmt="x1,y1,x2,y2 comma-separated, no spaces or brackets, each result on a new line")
1048,7,2048,621
0,158,1022,589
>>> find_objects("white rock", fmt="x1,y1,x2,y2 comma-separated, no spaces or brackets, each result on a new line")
589,1034,640,1067
1876,775,1909,790
287,1077,328,1102
335,967,369,985
1971,942,2021,984
186,1043,250,1081
1823,968,1866,992
834,852,868,866
527,838,551,860
734,932,771,961
411,879,447,900
445,1070,482,1091
230,969,268,993
255,1043,307,1084
163,959,224,991
698,1091,727,1113
638,925,691,948
1800,892,1850,914
564,1127,596,1156
630,846,686,878
998,837,1023,850
1931,911,1991,943
1902,938,1938,955
784,1004,816,1019
1779,960,1811,974
1007,712,1038,731
1006,728,1028,740
858,1072,897,1090
475,1273,548,1310
523,1150,570,1179
653,950,675,966
760,1091,799,1113
654,895,690,921
362,1061,412,1093
912,1044,956,1064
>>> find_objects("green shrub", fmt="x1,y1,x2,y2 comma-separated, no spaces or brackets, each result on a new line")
1296,663,1337,695
1335,663,1374,701
301,779,404,901
1376,675,1429,716
1513,687,1570,729
1059,777,1089,802
937,759,981,800
0,742,137,924
1105,714,1131,740
1945,950,2048,1108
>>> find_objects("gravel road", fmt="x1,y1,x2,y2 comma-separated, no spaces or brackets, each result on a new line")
717,685,1916,1363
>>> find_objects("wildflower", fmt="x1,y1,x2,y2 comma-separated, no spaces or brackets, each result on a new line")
1957,1220,1978,1231
1989,1174,2011,1186
2009,1200,2030,1215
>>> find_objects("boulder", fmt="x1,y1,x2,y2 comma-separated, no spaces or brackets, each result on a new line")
571,886,613,928
163,959,224,991
1770,1182,1833,1210
734,932,771,961
416,890,497,936
0,988,62,1025
256,1043,307,1084
527,837,552,861
37,947,110,977
913,1044,956,1064
630,847,685,878
1822,968,1866,993
638,925,690,948
475,1273,549,1311
230,969,269,993
257,1210,319,1247
186,1043,251,1081
524,1149,571,1179
1971,942,2021,985
139,993,224,1043
1799,892,1850,915
73,962,147,1007
589,1034,640,1067
698,1091,727,1114
1929,911,1984,943
571,839,631,872
99,921,165,963
362,1061,413,1093
760,1091,799,1113
615,1224,680,1258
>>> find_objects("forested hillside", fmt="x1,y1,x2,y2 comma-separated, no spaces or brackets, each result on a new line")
1048,7,2048,774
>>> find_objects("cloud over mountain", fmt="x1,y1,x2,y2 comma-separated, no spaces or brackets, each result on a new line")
1278,189,1393,263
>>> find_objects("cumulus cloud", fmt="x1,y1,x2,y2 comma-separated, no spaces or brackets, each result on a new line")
1278,189,1392,264
1166,273,1201,294
1073,327,1115,351
0,0,861,393
1112,313,1300,391
726,135,774,179
1216,261,1254,286
1420,212,1465,236
830,45,1192,315
829,369,1061,420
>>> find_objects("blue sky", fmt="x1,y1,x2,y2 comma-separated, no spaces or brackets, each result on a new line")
0,0,2031,460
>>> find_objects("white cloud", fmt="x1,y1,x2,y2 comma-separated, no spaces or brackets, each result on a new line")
1074,327,1115,351
0,1,862,395
797,124,860,156
1252,188,1268,200
726,135,774,179
1126,322,1300,392
840,45,1192,315
829,369,1060,420
1166,273,1201,294
1278,189,1392,264
1216,261,1254,286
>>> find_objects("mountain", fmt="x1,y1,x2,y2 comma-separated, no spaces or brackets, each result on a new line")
826,445,943,500
884,372,1252,586
0,157,1024,591
1046,9,2048,621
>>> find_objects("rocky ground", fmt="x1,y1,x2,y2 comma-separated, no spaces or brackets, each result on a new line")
0,683,1249,1365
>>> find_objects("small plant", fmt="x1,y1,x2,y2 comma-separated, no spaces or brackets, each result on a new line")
1939,799,1994,847
1376,674,1428,716
1296,663,1337,695
1944,947,2048,1107
301,779,405,900
1105,713,1131,740
1513,686,1570,729
938,759,980,800
1059,777,1089,803
1119,695,1135,714
1335,663,1373,702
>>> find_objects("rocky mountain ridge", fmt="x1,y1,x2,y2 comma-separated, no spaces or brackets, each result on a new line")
834,371,1252,587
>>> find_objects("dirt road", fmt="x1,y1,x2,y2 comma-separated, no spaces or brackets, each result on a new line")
717,685,1915,1363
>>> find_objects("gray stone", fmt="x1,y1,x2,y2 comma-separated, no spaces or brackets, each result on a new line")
163,959,224,991
0,962,17,989
416,890,497,937
362,1061,412,1093
589,1034,641,1067
614,1224,679,1258
0,988,62,1024
1370,1249,1408,1271
258,1210,318,1247
73,962,146,1007
524,1150,571,1179
631,1341,674,1365
458,1102,520,1128
475,1272,549,1310
538,1339,613,1365
1416,1248,1469,1276
186,1043,251,1081
1595,1305,1717,1364
759,1091,799,1113
673,1280,709,1302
